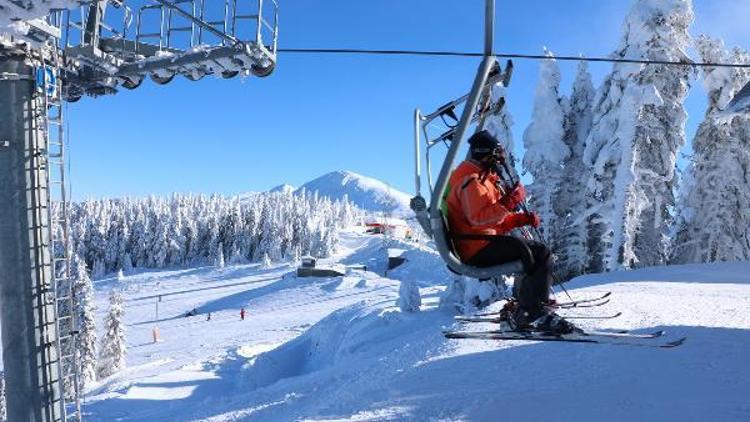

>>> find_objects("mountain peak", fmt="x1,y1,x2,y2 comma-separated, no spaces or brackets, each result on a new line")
297,171,412,217
269,184,295,194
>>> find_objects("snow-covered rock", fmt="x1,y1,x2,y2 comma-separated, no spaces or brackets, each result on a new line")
297,170,412,218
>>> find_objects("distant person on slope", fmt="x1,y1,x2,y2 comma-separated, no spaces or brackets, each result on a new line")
444,130,576,335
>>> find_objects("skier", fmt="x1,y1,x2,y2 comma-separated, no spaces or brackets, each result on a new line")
206,312,211,321
444,130,576,334
240,308,246,321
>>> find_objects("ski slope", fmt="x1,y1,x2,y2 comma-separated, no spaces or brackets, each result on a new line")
82,230,750,421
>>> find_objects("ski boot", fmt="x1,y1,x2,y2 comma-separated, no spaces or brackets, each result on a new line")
496,298,518,322
510,305,580,335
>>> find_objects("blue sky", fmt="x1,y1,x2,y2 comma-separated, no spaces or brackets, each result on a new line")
67,0,750,200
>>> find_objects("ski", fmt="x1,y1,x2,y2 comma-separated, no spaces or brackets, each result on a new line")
456,311,622,324
566,312,623,320
444,330,685,348
555,292,612,309
469,328,664,340
556,298,611,309
469,292,612,318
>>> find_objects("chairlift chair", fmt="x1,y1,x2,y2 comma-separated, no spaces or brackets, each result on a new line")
410,0,524,282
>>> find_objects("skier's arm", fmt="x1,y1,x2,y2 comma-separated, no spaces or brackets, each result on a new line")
499,182,526,210
497,211,541,233
459,178,511,230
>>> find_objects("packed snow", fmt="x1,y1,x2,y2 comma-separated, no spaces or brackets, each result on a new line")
70,228,750,421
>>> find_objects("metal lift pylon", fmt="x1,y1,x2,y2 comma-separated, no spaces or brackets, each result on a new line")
0,1,280,420
0,50,66,422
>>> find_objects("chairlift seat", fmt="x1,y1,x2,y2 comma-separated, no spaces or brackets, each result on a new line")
435,210,523,279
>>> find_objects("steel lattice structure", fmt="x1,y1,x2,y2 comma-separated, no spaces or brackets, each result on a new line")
0,2,279,421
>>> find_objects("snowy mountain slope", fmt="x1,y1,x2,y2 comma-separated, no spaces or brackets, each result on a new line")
268,184,295,194
80,233,749,421
297,171,412,218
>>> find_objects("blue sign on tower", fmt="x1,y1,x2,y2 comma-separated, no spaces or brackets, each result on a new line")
35,65,57,98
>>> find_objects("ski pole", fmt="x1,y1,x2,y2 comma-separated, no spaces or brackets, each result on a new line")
499,160,544,241
499,160,573,301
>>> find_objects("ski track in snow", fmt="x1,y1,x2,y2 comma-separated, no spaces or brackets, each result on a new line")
69,231,750,421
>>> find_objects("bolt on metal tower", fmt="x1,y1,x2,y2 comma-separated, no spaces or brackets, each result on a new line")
0,1,279,421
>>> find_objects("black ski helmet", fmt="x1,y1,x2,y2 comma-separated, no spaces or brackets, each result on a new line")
468,130,501,159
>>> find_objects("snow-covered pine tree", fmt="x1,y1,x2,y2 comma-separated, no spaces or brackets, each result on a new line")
522,50,569,243
483,65,517,181
67,191,358,271
583,0,693,271
122,253,133,273
91,259,106,280
484,70,514,153
97,289,126,379
0,373,6,422
554,60,596,279
166,205,185,267
215,242,225,268
71,253,97,388
671,36,750,264
262,252,272,269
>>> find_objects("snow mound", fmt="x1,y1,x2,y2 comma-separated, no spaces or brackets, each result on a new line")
241,301,421,390
384,240,453,287
297,170,412,217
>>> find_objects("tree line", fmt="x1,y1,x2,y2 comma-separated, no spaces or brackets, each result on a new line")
485,0,750,279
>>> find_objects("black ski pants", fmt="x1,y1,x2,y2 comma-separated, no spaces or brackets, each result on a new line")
466,236,553,310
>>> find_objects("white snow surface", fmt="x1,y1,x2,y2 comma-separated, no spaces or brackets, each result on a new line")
297,171,412,218
76,229,750,421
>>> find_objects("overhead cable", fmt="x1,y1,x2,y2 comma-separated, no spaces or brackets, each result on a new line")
277,48,750,69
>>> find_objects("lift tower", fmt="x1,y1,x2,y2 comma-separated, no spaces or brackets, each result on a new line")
0,1,278,421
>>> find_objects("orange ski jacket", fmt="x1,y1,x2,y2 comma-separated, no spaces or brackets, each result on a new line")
444,160,512,261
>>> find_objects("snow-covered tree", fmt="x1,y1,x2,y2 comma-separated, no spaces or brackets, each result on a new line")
671,36,750,264
72,253,97,388
0,373,6,422
215,242,225,268
484,76,513,151
483,63,517,180
91,259,105,280
122,253,133,273
523,50,569,242
440,277,508,314
398,279,421,313
65,191,360,273
97,289,126,379
554,60,596,279
583,0,693,271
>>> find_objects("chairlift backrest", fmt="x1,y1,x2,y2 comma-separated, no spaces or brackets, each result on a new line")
432,207,523,279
